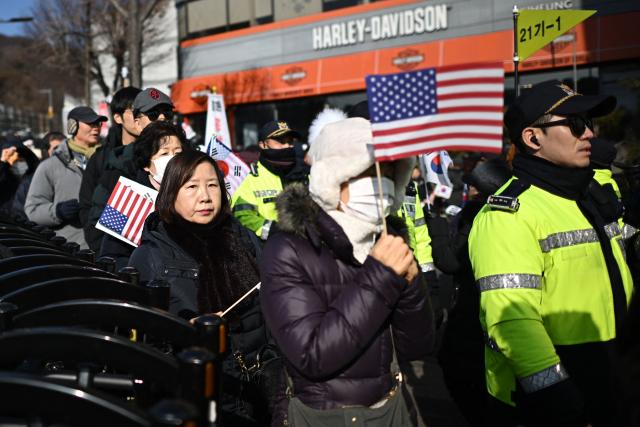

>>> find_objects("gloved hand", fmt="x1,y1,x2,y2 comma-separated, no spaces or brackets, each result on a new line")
55,199,80,223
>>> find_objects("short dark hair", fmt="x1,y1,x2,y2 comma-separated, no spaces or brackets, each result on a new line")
42,131,66,145
512,113,553,153
155,150,229,224
133,121,188,170
110,87,142,117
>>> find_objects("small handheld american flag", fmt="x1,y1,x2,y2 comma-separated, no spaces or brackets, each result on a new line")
95,177,158,247
366,62,504,161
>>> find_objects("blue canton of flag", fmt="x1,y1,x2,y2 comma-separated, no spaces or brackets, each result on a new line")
366,68,438,123
98,205,128,235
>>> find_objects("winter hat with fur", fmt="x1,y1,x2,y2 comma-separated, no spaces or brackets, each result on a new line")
308,107,347,148
308,117,414,213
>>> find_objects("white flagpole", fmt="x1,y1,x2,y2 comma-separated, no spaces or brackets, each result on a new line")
220,282,261,317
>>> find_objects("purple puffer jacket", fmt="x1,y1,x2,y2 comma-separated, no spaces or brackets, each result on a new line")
261,183,435,426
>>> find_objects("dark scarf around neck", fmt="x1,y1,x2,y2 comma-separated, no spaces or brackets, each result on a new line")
164,212,260,315
512,154,593,200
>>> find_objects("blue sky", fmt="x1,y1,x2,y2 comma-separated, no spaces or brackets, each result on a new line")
0,0,37,36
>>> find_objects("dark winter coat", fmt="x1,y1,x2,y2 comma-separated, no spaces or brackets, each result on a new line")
261,183,434,424
84,135,137,252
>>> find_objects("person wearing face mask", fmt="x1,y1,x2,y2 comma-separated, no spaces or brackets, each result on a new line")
231,120,307,240
0,137,40,217
260,117,435,427
84,87,173,252
97,121,189,270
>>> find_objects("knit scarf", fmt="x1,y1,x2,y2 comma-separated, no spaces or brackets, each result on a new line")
165,213,260,314
68,139,99,160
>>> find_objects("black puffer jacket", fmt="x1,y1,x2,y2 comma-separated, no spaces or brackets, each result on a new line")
261,183,434,424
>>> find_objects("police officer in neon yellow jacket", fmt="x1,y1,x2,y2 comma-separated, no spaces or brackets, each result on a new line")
231,121,306,240
469,81,633,426
397,180,434,273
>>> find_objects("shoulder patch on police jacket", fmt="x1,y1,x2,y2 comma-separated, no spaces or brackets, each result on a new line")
486,179,530,213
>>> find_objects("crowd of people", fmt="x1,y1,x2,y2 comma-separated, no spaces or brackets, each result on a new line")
1,79,640,427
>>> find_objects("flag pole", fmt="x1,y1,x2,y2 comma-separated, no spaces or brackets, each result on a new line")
221,282,261,317
513,5,520,97
375,161,388,235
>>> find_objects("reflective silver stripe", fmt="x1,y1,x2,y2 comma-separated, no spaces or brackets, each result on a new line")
233,203,257,213
622,224,639,240
477,274,541,292
420,262,435,273
539,223,623,253
260,220,273,240
604,222,621,240
519,363,569,393
539,229,598,253
414,217,426,227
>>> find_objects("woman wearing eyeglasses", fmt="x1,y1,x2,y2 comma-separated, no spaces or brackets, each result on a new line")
469,80,633,427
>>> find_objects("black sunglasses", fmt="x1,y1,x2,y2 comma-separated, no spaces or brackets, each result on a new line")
532,115,594,138
144,108,174,121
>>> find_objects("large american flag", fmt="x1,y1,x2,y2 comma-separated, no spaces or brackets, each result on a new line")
366,62,504,161
96,177,157,247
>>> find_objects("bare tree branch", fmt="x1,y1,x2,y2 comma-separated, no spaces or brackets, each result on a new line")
107,0,128,17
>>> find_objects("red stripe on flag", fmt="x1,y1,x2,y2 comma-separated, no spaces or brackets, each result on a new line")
372,119,503,137
374,133,502,149
122,197,145,240
437,77,504,87
437,92,503,101
125,198,150,241
132,201,154,245
124,193,141,218
113,185,129,209
107,182,121,205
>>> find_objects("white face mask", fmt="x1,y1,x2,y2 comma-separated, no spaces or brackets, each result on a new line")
340,176,395,224
151,155,174,183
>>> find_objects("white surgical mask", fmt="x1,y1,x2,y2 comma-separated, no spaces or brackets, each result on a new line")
339,176,395,224
151,155,174,183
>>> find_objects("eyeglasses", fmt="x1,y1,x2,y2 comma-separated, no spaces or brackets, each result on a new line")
144,108,174,122
532,115,594,138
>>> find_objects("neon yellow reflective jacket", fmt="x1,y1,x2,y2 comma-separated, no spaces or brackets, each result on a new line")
469,177,634,406
593,168,621,199
397,182,434,272
231,161,283,240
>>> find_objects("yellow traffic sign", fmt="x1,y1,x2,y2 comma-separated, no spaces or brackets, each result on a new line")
517,9,596,61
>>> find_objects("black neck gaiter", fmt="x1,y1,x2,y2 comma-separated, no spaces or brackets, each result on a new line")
260,147,296,177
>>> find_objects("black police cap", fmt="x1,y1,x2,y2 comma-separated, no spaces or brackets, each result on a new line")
505,80,616,144
259,121,301,142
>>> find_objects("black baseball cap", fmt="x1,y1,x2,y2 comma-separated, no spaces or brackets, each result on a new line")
133,88,173,114
259,120,301,142
505,80,616,145
67,106,108,124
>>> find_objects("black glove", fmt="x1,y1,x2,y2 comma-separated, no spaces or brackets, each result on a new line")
56,199,80,223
